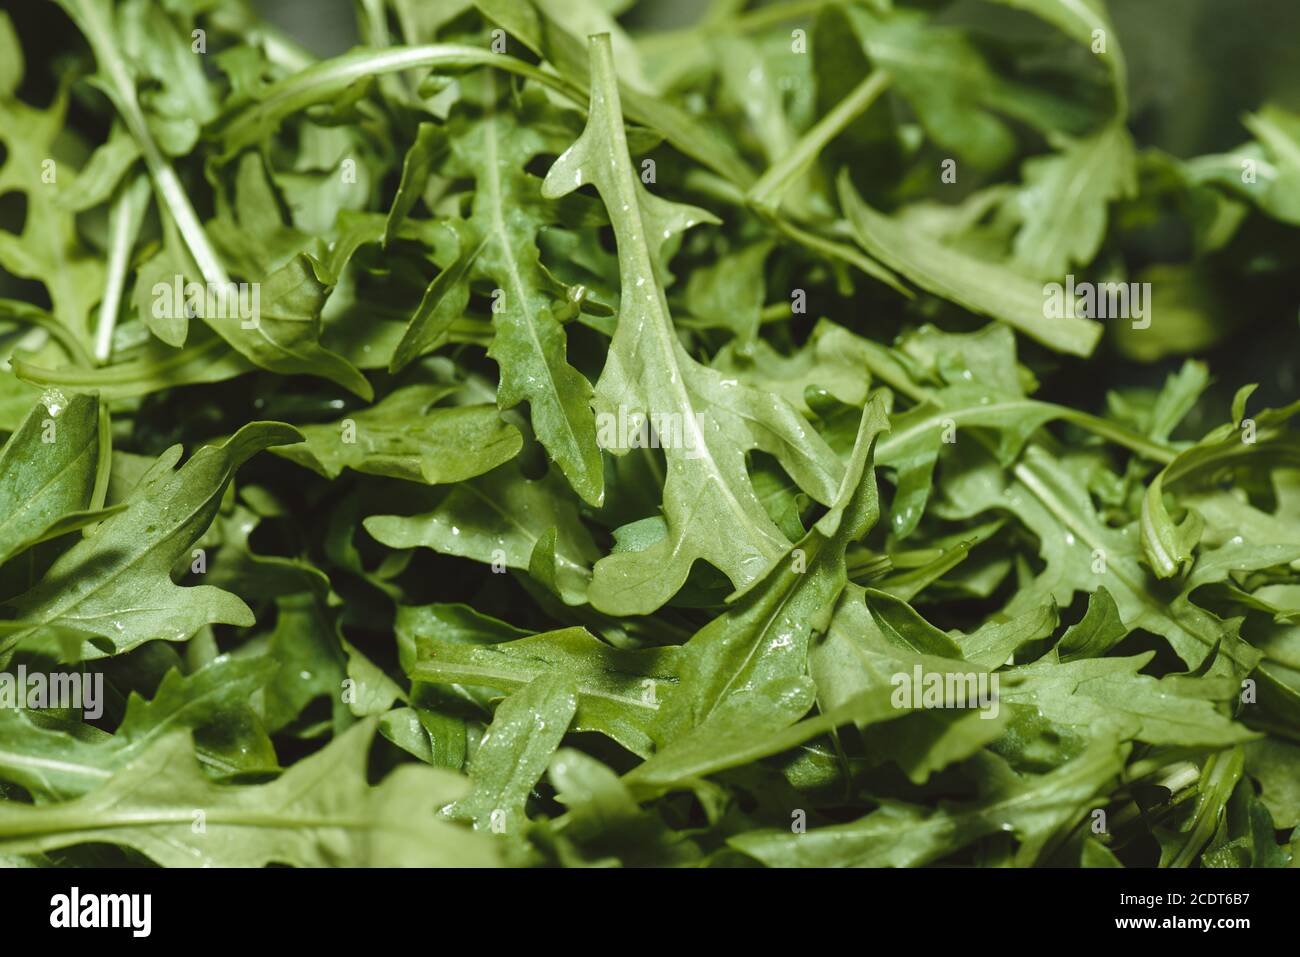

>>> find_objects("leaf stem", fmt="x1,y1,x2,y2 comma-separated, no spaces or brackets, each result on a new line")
748,70,891,212
0,300,94,367
1057,409,1177,465
215,45,586,155
852,342,1179,464
94,175,148,364
64,0,230,286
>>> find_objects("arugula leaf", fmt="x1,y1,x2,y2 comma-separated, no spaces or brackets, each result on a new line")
366,461,600,605
1202,777,1291,868
272,384,522,484
1140,393,1300,577
449,672,577,835
0,394,119,565
542,34,843,614
11,330,257,400
2,0,1297,874
255,594,351,737
1154,747,1245,867
0,656,278,801
0,60,105,344
1002,654,1255,748
1056,587,1128,661
412,626,676,757
0,422,302,663
454,99,604,505
543,748,701,865
56,0,371,394
841,5,1072,170
947,443,1280,676
0,719,496,866
839,174,1103,356
730,744,1123,867
1011,124,1137,280
648,395,890,746
1244,738,1300,829
388,221,482,372
1238,106,1300,225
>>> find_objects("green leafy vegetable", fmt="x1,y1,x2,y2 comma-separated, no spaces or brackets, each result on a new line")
0,0,1294,872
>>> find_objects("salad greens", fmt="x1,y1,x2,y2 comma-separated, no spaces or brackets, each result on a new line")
0,0,1298,869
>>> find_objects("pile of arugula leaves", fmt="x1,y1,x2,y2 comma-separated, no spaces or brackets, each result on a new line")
0,0,1297,869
